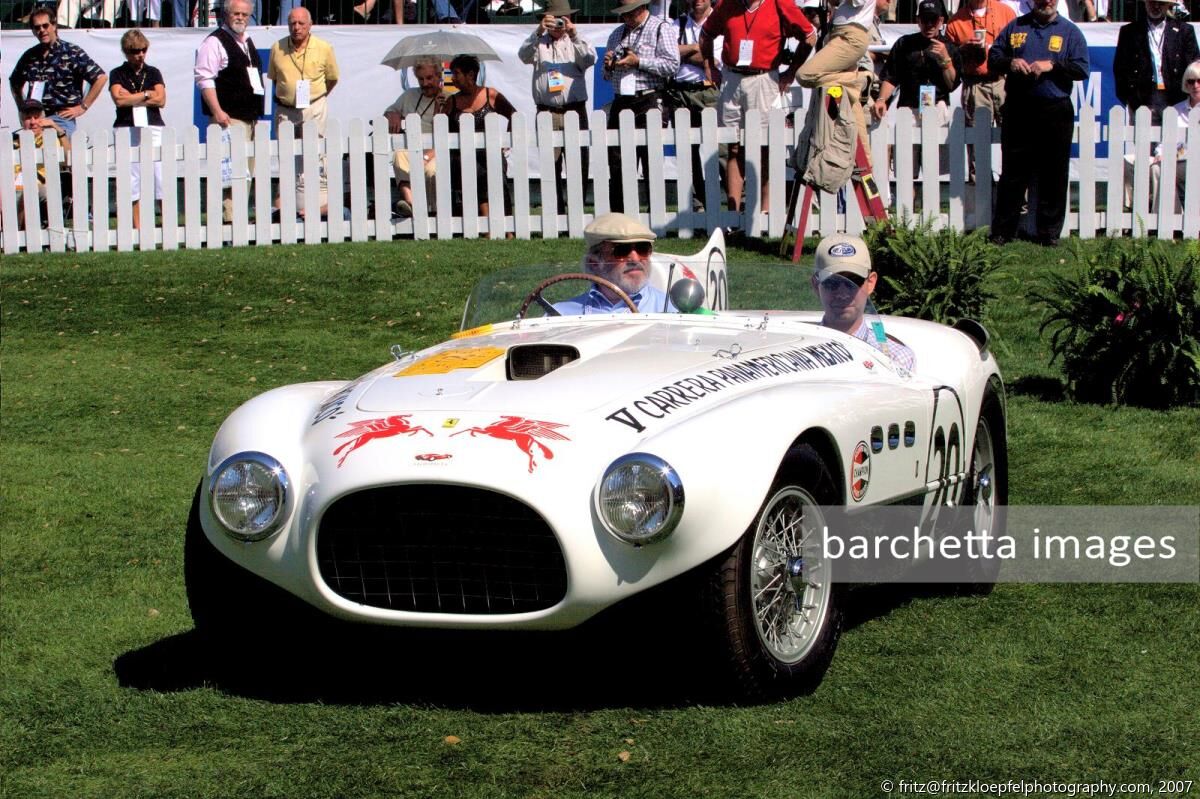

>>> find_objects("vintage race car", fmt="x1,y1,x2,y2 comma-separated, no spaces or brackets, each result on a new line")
186,231,1007,697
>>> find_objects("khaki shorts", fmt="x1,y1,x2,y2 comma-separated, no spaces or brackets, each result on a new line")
718,70,780,133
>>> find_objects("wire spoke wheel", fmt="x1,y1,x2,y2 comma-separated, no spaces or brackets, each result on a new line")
710,444,843,698
750,487,832,664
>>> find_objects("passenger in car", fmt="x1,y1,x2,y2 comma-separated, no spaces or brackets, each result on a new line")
554,212,679,314
811,233,916,372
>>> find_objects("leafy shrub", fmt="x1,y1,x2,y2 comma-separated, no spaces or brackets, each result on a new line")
1033,239,1200,408
863,217,1001,324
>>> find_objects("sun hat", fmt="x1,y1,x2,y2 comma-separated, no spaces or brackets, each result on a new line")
612,0,651,14
539,0,578,16
814,234,872,281
584,213,657,247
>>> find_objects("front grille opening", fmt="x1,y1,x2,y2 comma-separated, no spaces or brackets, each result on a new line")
507,344,580,380
317,485,567,614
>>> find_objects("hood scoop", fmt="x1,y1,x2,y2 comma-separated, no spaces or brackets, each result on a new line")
507,344,580,380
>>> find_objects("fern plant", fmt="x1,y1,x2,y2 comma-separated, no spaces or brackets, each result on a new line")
1033,239,1200,408
864,217,1000,324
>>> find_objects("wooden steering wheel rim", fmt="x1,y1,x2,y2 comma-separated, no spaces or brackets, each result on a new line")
517,272,639,319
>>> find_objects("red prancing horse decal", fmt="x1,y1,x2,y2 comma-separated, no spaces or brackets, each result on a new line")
451,415,570,473
333,415,433,467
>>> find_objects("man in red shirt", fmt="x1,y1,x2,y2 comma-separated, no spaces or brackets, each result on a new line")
700,0,816,216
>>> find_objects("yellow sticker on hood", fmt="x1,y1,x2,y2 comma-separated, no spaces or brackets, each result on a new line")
395,346,505,376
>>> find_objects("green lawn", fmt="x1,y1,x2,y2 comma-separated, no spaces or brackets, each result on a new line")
2,238,1197,799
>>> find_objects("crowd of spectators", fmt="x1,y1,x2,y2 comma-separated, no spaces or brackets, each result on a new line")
8,0,1200,233
13,0,1186,29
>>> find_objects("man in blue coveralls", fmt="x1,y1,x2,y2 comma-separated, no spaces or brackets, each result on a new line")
554,213,678,314
986,0,1089,247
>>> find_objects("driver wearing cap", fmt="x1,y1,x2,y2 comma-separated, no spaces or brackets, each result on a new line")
554,213,679,314
811,234,916,371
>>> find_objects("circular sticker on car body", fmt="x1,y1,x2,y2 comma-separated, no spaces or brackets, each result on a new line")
851,441,870,501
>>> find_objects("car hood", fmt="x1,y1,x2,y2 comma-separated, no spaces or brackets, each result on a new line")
353,314,864,419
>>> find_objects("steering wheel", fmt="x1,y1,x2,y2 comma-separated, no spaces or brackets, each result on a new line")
517,273,639,319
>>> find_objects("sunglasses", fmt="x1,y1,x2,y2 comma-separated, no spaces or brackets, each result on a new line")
1187,78,1200,86
610,241,653,258
820,272,867,290
32,22,53,30
125,47,147,54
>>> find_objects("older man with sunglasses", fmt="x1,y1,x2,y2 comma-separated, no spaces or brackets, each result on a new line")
554,213,678,314
810,234,915,371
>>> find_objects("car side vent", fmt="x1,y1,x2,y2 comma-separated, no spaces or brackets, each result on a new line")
507,344,581,380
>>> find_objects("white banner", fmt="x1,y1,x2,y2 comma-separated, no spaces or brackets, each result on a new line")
2,23,1194,143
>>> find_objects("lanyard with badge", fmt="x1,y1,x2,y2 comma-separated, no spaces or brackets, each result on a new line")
737,0,767,66
131,68,150,127
290,43,311,108
1148,22,1166,91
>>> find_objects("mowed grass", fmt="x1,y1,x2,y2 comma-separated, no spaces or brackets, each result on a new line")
2,238,1198,799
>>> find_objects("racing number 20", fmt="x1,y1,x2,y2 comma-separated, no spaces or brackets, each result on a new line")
707,267,728,311
929,422,962,507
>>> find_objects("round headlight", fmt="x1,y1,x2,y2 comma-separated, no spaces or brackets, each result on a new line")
596,453,684,545
209,452,291,541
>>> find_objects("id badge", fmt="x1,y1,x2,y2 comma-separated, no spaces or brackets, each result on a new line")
295,79,311,108
547,69,566,94
737,39,755,67
619,73,637,96
247,67,265,96
132,105,149,127
919,84,936,107
26,81,46,102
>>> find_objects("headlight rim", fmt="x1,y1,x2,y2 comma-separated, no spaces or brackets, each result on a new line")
208,451,292,542
596,452,685,546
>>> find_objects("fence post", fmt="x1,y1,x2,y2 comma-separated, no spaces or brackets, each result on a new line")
325,119,347,244
1156,112,1180,238
0,137,19,254
43,131,67,253
1184,107,1200,239
1076,110,1097,239
1105,106,1126,237
534,110,558,239
161,128,179,251
589,110,611,218
278,121,299,245
563,110,586,239
347,118,369,242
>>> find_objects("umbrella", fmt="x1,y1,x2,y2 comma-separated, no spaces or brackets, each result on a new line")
380,31,501,71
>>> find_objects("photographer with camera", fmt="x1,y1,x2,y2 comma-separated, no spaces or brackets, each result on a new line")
602,0,680,212
519,0,597,211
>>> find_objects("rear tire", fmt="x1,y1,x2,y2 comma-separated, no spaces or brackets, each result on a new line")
710,445,843,699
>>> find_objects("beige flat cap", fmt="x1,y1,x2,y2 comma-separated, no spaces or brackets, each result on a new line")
584,213,657,247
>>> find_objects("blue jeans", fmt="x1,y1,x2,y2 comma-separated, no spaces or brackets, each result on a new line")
48,114,76,137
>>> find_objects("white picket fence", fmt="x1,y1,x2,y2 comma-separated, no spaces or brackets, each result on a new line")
2,104,1198,255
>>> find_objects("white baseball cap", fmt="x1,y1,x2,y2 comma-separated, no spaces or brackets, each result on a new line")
814,234,873,281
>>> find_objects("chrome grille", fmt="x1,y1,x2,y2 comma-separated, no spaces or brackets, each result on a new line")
316,485,567,614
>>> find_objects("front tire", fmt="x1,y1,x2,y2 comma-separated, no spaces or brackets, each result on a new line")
710,446,843,699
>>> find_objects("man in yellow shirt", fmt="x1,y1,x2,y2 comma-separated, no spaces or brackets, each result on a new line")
267,7,339,218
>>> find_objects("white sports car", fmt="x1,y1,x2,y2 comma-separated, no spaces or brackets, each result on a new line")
186,231,1007,697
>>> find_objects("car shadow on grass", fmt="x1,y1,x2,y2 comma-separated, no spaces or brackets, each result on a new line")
114,582,962,710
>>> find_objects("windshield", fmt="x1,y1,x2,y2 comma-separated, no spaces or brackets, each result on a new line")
460,262,856,330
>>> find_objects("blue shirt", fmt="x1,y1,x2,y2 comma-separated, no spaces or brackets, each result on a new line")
553,284,678,315
988,13,1089,103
